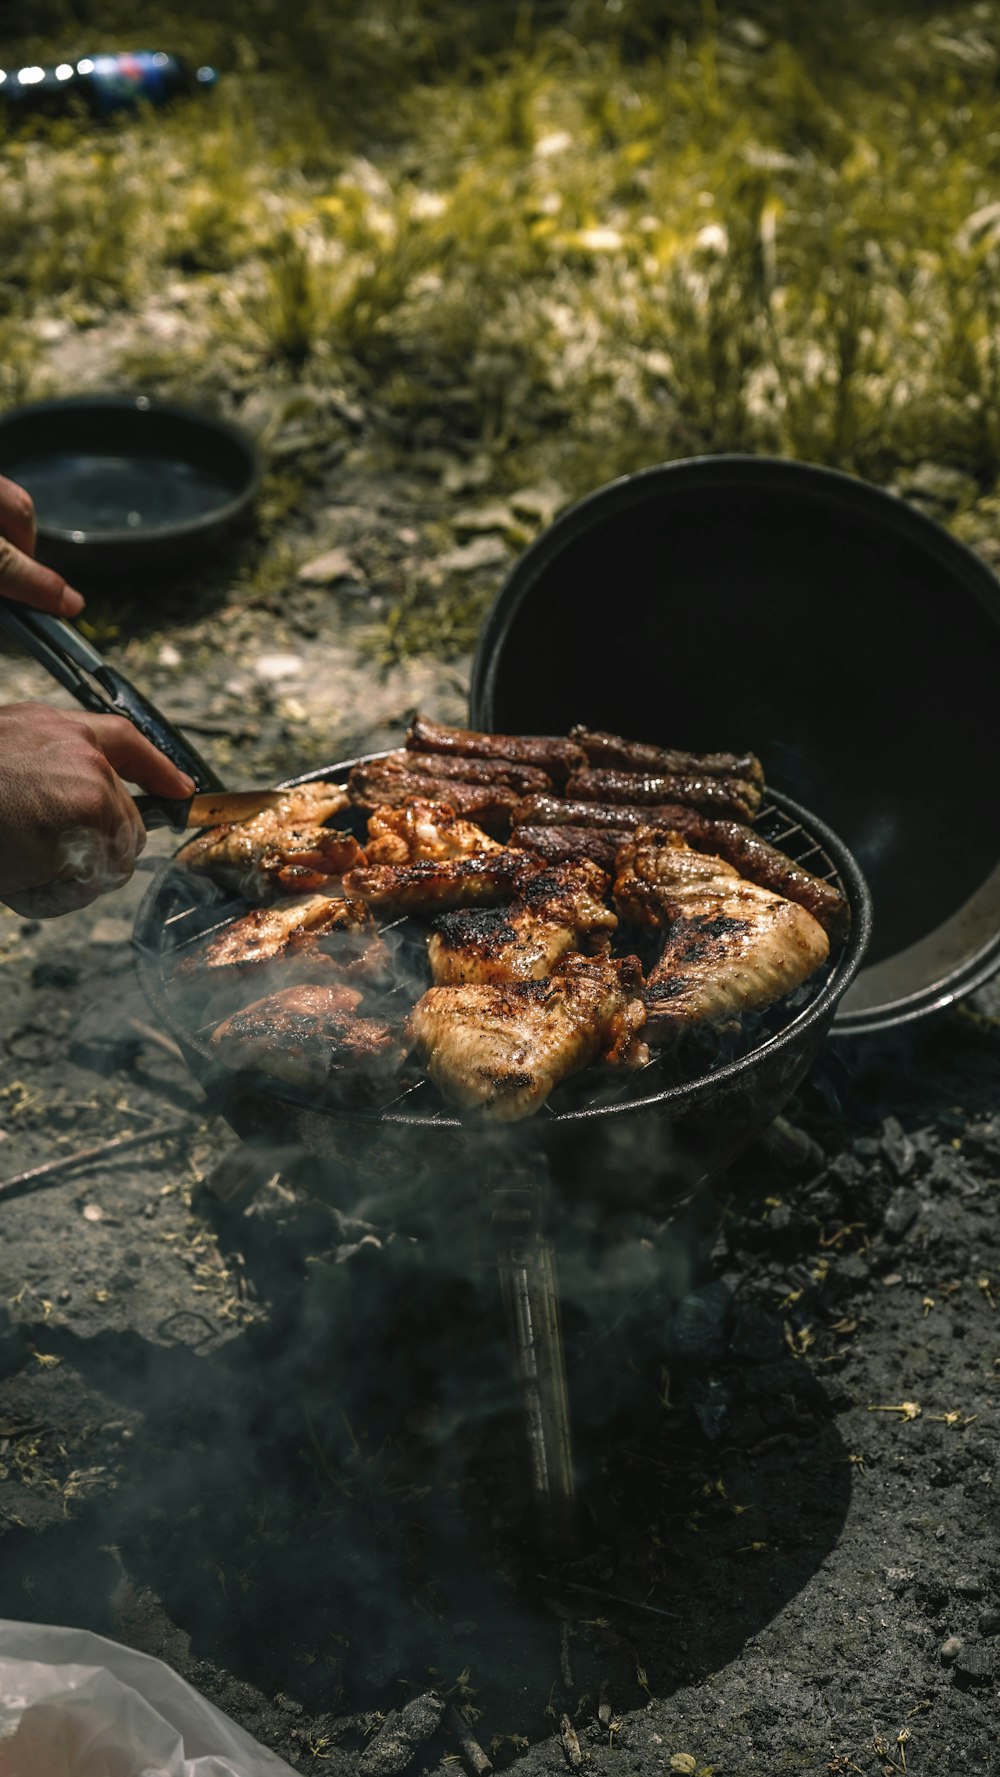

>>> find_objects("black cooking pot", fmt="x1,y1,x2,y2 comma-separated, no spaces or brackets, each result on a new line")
0,396,260,580
471,456,1000,1035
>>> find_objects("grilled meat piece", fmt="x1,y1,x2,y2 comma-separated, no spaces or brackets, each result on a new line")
349,763,520,829
509,824,632,874
184,894,378,973
178,782,359,900
514,797,848,940
381,750,552,795
406,953,647,1122
567,768,762,822
366,800,503,866
614,829,829,1040
210,984,397,1091
343,848,542,916
428,859,617,985
407,715,586,783
570,726,764,787
514,793,702,831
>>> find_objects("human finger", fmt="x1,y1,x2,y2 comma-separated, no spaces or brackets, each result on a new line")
1,874,117,918
86,714,198,799
0,474,37,556
0,531,84,617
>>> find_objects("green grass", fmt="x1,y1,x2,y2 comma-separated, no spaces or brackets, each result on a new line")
3,1,1000,655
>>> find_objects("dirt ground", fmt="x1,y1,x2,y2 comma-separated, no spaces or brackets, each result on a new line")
0,479,998,1777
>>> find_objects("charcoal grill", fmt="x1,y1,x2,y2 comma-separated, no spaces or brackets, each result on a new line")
0,598,872,1539
132,757,871,1540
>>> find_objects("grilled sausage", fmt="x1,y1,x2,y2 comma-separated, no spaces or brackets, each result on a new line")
570,726,764,787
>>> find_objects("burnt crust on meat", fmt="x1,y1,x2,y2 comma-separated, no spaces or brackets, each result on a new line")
406,714,586,783
348,763,520,828
381,750,552,795
566,768,762,822
614,828,830,1039
570,726,765,787
511,824,633,873
514,797,848,939
343,847,544,914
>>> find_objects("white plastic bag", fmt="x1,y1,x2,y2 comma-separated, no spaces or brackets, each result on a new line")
0,1620,297,1777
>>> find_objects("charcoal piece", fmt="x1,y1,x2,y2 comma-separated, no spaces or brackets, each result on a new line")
669,1281,732,1363
359,1692,446,1776
883,1188,919,1240
913,1576,949,1615
880,1115,916,1178
953,1574,986,1599
952,1644,999,1689
728,1304,785,1366
977,1610,1000,1636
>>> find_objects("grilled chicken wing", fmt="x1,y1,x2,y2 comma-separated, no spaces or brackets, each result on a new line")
406,953,647,1122
381,750,552,795
567,768,762,822
428,859,617,984
407,715,586,783
515,797,848,939
349,763,520,828
570,727,764,787
365,800,503,866
343,848,542,916
183,894,378,973
210,984,397,1091
614,829,829,1039
178,782,360,900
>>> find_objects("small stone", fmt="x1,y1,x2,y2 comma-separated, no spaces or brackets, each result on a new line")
57,1289,71,1304
297,547,357,585
977,1610,1000,1636
435,535,509,574
82,1203,105,1223
89,916,132,947
253,653,304,682
953,1644,999,1688
158,642,181,668
939,1635,963,1664
452,501,517,535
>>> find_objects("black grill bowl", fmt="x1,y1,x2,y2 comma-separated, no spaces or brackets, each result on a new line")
470,455,1000,1034
134,762,871,1219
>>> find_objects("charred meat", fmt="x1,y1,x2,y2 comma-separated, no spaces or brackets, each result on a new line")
366,800,503,866
509,824,633,874
614,828,829,1039
407,714,586,783
178,781,361,899
210,983,397,1091
570,726,764,787
427,858,617,985
380,750,552,795
343,848,544,915
566,768,762,822
513,796,847,939
185,894,379,974
348,763,521,828
406,952,647,1122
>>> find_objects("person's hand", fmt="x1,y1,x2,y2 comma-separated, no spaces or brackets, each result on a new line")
0,472,85,617
0,703,195,918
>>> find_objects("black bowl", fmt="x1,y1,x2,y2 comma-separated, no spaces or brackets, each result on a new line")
0,395,261,580
470,455,1000,1035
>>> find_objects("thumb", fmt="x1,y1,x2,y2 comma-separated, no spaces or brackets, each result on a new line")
88,714,198,797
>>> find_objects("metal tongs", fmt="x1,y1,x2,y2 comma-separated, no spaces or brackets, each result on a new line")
0,595,223,792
